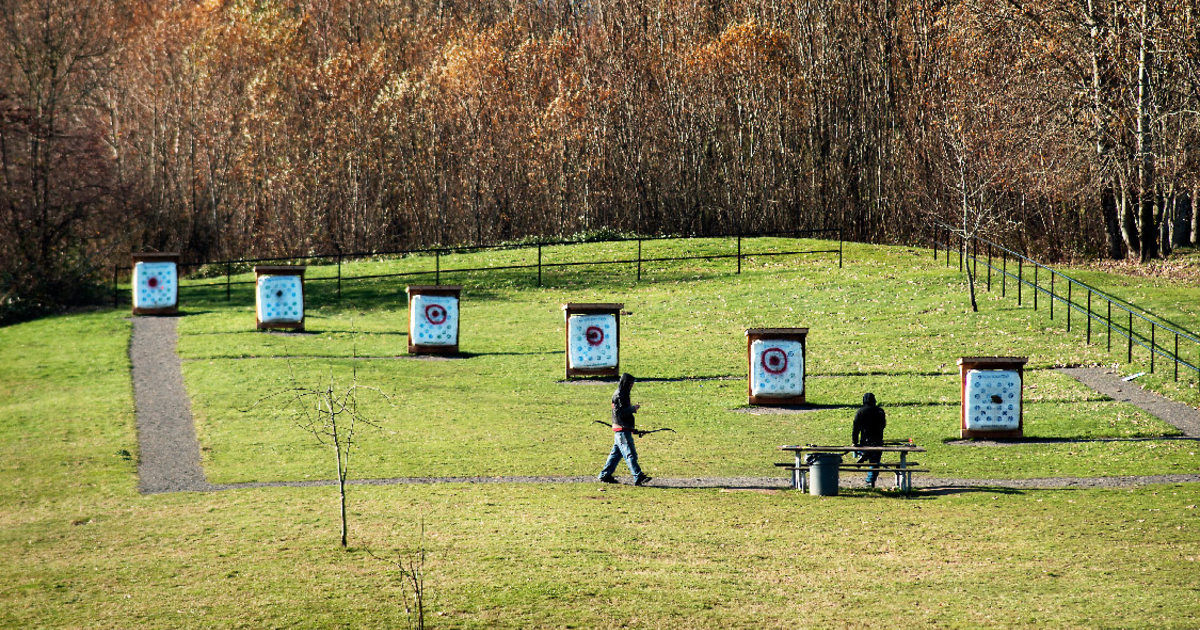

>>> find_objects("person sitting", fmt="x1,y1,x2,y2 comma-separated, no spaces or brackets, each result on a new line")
852,392,887,488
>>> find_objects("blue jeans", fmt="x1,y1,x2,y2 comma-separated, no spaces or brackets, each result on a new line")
860,451,882,487
599,431,644,480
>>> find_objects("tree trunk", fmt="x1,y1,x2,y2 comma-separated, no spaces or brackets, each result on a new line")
1192,185,1199,244
1136,1,1158,262
1101,187,1125,258
1089,0,1124,260
1171,191,1191,248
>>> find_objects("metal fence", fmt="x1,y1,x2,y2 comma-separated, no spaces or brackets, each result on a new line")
931,223,1199,384
115,228,843,304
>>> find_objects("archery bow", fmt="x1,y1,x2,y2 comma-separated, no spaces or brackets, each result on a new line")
593,420,676,436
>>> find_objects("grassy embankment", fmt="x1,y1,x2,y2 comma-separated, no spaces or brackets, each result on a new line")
1,238,1197,627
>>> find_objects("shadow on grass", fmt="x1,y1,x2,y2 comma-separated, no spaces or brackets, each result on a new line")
945,435,1197,446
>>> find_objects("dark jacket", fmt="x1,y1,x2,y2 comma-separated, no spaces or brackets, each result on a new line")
611,373,636,431
852,392,886,446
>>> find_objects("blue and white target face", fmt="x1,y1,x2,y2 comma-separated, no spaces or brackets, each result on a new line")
133,262,177,310
410,294,459,346
964,369,1021,430
256,275,304,324
567,314,617,369
750,339,804,397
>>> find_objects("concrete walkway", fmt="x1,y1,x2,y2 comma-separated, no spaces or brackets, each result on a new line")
1058,367,1200,437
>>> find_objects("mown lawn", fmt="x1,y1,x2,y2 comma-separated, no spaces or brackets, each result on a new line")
1,238,1198,628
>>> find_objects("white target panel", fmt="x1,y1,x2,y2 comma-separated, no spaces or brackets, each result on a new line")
409,294,459,346
749,339,804,397
256,275,304,325
567,314,617,369
964,369,1021,431
133,261,177,310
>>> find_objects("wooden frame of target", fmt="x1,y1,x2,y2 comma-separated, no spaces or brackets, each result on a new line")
406,285,462,355
562,303,623,379
131,252,181,316
254,265,306,331
958,356,1027,440
746,328,808,406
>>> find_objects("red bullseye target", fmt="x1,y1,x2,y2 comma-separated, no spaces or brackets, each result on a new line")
585,326,605,346
425,303,448,325
147,277,159,288
761,347,788,374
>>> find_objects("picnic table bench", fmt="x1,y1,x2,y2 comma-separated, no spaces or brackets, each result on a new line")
777,444,927,493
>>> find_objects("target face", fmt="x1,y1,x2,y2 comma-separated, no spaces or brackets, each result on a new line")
410,294,458,346
964,369,1021,431
568,314,617,369
256,275,304,324
133,261,177,310
750,339,804,397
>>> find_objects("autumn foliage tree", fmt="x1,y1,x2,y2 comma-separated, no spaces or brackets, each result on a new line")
2,0,1198,322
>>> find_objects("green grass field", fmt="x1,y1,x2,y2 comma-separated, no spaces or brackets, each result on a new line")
2,239,1198,627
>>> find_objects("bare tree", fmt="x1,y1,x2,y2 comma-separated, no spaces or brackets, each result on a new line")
247,364,388,548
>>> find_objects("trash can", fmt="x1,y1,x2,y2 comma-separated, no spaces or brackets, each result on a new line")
806,453,842,496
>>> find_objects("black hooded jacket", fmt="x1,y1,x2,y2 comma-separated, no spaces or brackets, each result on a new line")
611,373,637,431
852,392,886,446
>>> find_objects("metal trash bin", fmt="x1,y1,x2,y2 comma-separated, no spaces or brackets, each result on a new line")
806,453,842,496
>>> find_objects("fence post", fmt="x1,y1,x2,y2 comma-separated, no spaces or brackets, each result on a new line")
1050,274,1055,321
337,250,343,300
226,262,232,302
736,235,741,275
1150,325,1155,374
946,229,951,268
933,231,938,260
1086,290,1092,344
1128,311,1133,364
1033,265,1038,310
1001,252,1007,297
959,234,963,271
435,249,441,285
638,238,643,281
1107,301,1112,352
838,229,843,269
986,243,992,291
1066,281,1071,332
1175,332,1180,381
1017,258,1022,305
537,244,542,287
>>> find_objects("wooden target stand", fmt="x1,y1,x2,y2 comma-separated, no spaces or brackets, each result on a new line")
746,328,808,406
562,303,623,379
131,252,181,316
406,285,462,355
254,265,306,331
958,356,1027,439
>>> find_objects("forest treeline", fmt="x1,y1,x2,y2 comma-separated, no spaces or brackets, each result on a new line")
1,0,1197,319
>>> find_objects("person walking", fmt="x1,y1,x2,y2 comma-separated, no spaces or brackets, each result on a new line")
597,373,652,486
852,392,887,488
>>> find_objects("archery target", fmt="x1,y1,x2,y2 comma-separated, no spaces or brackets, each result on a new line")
409,294,459,346
567,313,617,369
256,275,304,324
964,369,1021,431
133,261,177,310
750,339,804,397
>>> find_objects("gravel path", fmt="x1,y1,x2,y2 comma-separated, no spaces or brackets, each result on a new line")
130,323,1200,494
1058,367,1200,437
131,317,213,493
205,473,1200,492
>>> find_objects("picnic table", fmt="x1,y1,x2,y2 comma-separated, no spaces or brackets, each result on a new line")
777,444,927,493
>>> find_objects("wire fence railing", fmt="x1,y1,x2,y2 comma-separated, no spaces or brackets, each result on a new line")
930,222,1199,385
114,228,844,305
